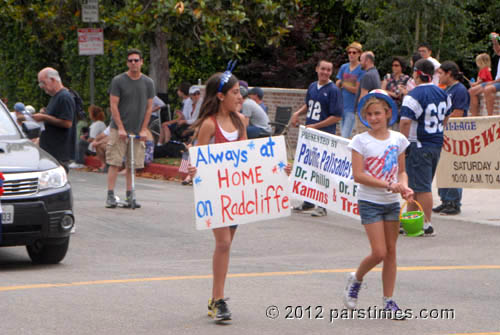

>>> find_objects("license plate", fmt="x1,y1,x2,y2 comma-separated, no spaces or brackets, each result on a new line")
1,204,14,224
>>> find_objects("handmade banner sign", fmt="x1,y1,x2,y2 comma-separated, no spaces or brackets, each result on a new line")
436,116,500,189
290,126,360,220
190,136,291,230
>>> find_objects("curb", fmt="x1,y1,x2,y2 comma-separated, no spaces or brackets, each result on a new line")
84,156,187,180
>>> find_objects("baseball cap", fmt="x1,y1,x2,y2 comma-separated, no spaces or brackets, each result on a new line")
25,105,36,114
239,80,248,89
188,86,201,95
240,86,248,98
248,87,264,99
14,102,25,112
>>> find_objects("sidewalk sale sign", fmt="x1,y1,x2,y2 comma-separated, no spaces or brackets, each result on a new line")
290,126,360,220
189,136,291,230
437,116,500,189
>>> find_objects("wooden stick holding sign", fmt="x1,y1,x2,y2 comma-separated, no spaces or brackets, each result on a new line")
189,136,291,230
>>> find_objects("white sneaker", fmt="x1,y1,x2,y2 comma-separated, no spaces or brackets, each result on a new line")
311,207,327,217
343,272,362,309
69,162,85,169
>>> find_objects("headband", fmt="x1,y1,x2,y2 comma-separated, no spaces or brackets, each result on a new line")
218,60,237,93
414,68,432,82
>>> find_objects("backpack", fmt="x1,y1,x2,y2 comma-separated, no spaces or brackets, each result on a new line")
153,141,186,158
68,88,86,120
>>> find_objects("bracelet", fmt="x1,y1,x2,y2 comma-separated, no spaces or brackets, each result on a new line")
387,181,393,191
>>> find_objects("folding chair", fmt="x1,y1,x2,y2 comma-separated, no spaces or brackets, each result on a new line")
148,107,162,145
268,106,294,158
269,106,292,136
149,93,170,142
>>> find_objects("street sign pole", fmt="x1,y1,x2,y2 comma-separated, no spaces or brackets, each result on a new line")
90,55,95,105
81,0,100,107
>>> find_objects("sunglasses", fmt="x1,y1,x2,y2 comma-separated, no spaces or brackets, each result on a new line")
127,59,141,63
347,51,359,55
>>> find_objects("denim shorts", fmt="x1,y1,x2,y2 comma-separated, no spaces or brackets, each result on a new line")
405,143,441,193
358,200,401,225
481,82,500,91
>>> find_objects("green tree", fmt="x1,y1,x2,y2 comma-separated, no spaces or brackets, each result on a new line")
237,0,361,88
103,0,300,93
0,0,299,111
348,0,473,76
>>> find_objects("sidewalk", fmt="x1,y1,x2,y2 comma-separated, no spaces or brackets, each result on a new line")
431,181,500,226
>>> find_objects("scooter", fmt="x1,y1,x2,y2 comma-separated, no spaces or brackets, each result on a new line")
116,134,141,210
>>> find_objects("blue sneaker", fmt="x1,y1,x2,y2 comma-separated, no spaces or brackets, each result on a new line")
343,272,362,309
383,299,406,320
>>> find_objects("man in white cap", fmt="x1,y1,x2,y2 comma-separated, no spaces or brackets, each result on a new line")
162,85,202,143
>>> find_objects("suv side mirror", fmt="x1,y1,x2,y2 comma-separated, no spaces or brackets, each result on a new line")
22,121,42,139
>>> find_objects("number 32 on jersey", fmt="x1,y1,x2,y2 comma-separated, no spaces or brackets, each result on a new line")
307,100,321,121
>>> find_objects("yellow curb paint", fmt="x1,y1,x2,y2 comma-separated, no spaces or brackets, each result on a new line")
1,265,499,292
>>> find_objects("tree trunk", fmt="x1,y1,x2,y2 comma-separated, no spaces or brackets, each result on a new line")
437,16,445,60
149,28,169,95
414,11,420,50
422,9,428,43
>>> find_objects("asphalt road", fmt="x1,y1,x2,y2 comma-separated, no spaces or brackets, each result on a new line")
0,170,499,335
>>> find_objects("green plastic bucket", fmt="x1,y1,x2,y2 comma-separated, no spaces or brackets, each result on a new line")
400,201,424,237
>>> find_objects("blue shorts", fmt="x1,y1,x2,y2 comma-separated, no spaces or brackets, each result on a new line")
358,200,401,225
481,82,500,91
406,143,441,193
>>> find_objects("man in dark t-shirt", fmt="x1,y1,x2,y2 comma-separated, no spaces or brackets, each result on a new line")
355,51,381,112
105,48,155,209
34,67,76,171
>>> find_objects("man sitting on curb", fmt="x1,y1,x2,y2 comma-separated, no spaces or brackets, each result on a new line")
240,83,272,139
248,87,268,113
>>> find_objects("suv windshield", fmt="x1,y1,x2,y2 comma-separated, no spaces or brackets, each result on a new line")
0,103,21,138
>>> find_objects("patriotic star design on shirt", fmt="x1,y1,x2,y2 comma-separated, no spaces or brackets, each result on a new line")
365,145,399,181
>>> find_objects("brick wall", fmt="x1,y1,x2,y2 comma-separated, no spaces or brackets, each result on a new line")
260,87,306,154
478,92,500,116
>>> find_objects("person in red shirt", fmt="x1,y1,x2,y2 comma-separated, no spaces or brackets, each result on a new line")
469,53,493,116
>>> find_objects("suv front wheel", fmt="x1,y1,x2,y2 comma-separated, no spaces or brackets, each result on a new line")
26,237,70,264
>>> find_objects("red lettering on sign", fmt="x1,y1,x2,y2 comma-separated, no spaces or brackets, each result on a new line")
217,166,264,189
219,186,288,223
